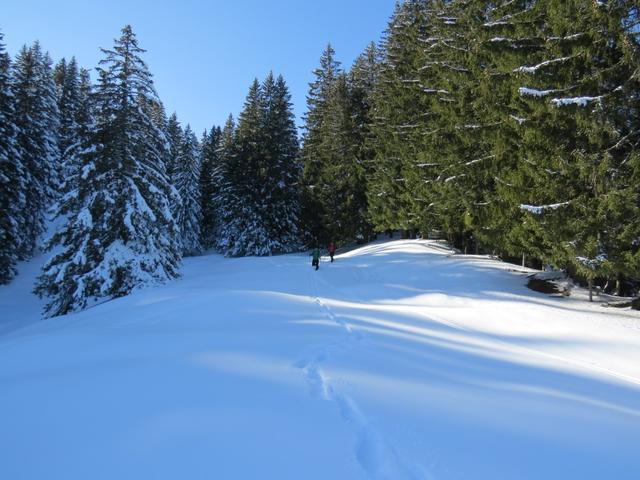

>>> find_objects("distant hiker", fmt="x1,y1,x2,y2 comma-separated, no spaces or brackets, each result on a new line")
311,246,320,271
328,241,337,262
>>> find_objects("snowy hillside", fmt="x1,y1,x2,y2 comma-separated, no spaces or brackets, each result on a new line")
1,239,639,480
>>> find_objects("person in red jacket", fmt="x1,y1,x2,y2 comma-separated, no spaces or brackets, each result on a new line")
328,241,337,262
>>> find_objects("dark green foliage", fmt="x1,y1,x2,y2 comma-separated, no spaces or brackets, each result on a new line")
260,74,302,248
362,0,640,293
12,42,60,258
0,33,25,283
174,124,202,256
200,126,221,249
54,58,95,199
301,44,378,246
494,0,640,290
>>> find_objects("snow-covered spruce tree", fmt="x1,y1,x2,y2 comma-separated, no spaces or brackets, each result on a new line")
326,72,367,243
145,100,183,229
400,0,540,252
219,79,272,256
300,44,342,245
260,73,301,252
76,68,95,155
174,125,203,256
423,1,499,250
0,33,26,283
53,58,97,199
213,114,238,253
36,25,180,317
199,126,221,249
214,74,301,256
300,41,380,246
368,0,438,238
347,42,381,242
12,42,60,258
165,112,184,220
453,0,545,260
54,58,80,180
165,112,182,184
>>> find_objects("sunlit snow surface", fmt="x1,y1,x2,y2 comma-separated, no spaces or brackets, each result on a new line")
1,240,639,479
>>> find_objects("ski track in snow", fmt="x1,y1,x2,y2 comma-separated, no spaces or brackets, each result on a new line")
295,262,426,480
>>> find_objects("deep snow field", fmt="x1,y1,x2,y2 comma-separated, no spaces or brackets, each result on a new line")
1,239,639,479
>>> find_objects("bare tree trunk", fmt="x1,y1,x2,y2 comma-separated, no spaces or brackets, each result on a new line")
522,252,526,268
588,278,593,302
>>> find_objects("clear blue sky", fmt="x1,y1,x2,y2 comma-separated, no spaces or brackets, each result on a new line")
2,0,395,136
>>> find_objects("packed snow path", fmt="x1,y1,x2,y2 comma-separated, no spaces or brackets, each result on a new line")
1,240,639,479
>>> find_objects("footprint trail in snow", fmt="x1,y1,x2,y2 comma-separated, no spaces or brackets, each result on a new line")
295,266,427,480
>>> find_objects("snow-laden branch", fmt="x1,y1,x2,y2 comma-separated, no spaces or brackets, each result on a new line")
419,37,442,44
576,254,607,270
515,56,574,74
465,155,495,166
484,20,509,27
456,122,502,131
438,16,457,25
547,33,584,42
520,202,570,214
444,174,466,183
487,37,537,48
419,62,470,73
551,96,603,107
519,87,557,97
421,87,450,94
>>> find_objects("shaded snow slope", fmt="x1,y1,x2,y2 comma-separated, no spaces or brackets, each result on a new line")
0,251,48,336
1,240,639,479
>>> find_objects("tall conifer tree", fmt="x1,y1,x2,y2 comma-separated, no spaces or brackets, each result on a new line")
36,25,180,316
0,33,25,283
260,73,301,251
199,126,221,249
301,44,342,244
214,114,238,253
174,125,203,255
12,42,60,257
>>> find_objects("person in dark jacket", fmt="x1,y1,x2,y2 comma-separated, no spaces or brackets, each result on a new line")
328,241,336,262
311,246,320,270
